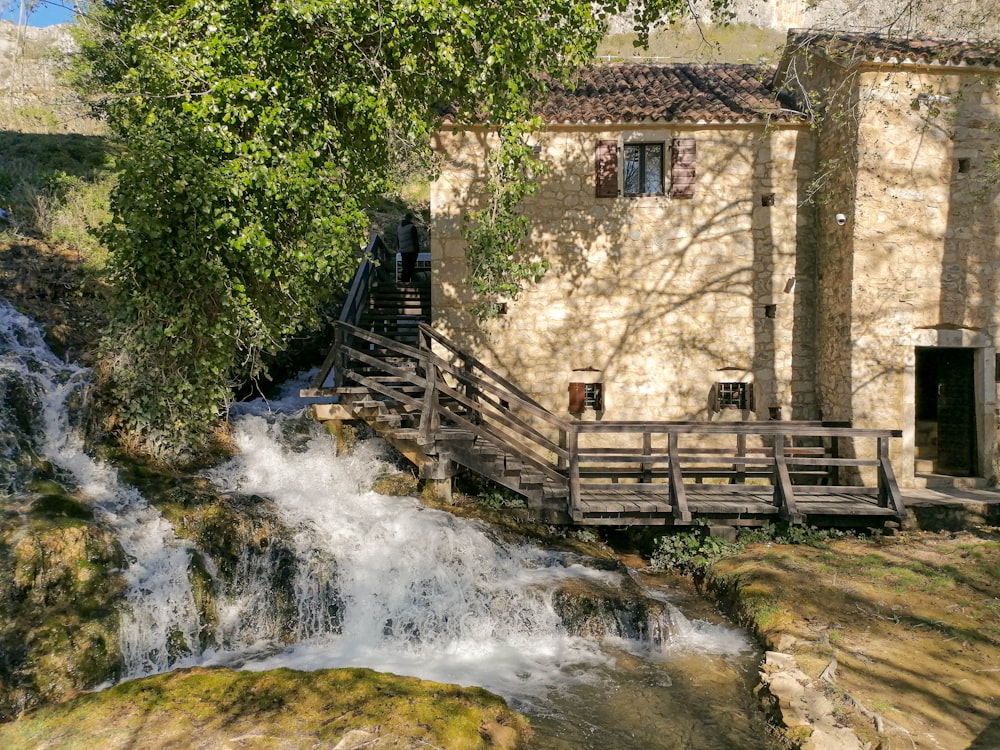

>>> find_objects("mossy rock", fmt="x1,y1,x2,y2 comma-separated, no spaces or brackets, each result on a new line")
29,493,94,520
0,667,530,749
551,566,671,642
0,518,126,720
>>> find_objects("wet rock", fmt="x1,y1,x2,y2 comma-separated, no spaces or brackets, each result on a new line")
0,516,126,720
550,563,677,645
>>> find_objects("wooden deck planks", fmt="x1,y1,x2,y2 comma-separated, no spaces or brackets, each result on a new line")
575,482,896,521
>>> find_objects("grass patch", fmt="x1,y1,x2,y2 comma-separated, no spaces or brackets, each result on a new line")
0,130,116,257
707,531,1000,749
597,22,786,63
0,667,529,750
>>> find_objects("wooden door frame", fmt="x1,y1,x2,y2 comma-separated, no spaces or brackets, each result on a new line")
904,329,995,484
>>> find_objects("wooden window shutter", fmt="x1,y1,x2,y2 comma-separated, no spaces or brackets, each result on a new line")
670,138,696,198
595,140,619,198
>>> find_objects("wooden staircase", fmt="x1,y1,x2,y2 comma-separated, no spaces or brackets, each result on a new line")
304,246,907,529
364,282,430,350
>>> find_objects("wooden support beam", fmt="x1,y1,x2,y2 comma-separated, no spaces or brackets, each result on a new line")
773,438,803,524
669,434,691,524
312,404,355,421
877,436,908,523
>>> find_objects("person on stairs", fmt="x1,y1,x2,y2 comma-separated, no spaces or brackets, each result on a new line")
397,213,420,283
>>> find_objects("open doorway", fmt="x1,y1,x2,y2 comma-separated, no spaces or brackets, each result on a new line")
915,347,978,477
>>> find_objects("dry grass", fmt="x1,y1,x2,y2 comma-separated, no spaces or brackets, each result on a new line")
598,21,787,64
710,531,1000,749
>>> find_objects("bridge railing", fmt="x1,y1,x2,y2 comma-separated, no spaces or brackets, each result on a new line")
566,421,904,523
310,316,905,524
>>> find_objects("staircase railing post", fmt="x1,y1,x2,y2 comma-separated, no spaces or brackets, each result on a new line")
333,325,345,389
877,435,906,520
567,424,580,516
463,353,481,424
418,361,440,446
773,434,803,524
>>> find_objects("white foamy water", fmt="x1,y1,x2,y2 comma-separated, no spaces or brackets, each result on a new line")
206,409,622,697
205,374,753,697
1,299,202,678
3,303,766,746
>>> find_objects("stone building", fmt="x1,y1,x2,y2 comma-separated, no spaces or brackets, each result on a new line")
428,30,1000,488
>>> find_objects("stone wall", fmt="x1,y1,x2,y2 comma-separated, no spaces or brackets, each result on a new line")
784,47,1000,483
430,121,816,426
722,0,1000,38
849,66,1000,481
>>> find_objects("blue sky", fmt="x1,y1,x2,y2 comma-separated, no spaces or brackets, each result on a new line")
1,1,77,27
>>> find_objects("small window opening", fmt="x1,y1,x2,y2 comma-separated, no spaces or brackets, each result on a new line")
768,406,782,420
764,304,777,319
583,383,603,411
761,193,775,207
716,381,751,411
623,143,664,196
569,381,604,413
958,158,971,174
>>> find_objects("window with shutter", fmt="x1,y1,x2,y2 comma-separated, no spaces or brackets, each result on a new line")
595,140,619,198
670,138,696,198
623,143,664,196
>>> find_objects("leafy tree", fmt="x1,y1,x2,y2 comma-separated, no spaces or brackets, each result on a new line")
73,0,700,462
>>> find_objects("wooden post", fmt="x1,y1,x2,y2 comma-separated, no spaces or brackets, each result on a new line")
567,425,580,516
428,477,452,503
668,432,691,523
418,362,440,446
773,436,803,524
641,431,653,484
462,353,481,424
877,436,907,520
734,433,747,484
829,433,840,486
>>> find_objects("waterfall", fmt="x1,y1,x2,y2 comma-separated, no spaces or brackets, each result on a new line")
1,298,754,710
1,299,203,677
204,402,617,697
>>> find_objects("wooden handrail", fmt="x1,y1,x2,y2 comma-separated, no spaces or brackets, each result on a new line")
310,231,383,390
418,323,561,419
317,316,907,525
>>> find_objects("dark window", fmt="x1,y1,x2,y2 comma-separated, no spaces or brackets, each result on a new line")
584,383,604,411
569,382,604,413
623,143,664,196
715,382,753,411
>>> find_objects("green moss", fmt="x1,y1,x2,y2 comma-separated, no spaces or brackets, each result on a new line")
0,518,125,720
0,667,530,749
30,493,94,520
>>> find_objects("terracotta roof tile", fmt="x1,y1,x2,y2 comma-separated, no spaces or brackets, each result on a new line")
539,63,802,125
788,29,1000,68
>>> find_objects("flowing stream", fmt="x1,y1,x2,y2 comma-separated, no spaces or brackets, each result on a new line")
1,299,776,749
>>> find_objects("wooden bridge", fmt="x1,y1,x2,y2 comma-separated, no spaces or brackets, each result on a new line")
303,243,906,529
